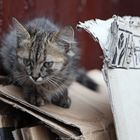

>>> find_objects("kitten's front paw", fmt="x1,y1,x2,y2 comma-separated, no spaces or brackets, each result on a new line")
52,95,71,108
25,93,46,107
60,96,71,108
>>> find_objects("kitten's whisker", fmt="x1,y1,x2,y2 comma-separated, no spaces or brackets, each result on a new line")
51,77,68,89
50,78,68,90
49,78,65,95
13,73,28,85
51,77,65,84
47,79,62,95
51,79,68,95
48,78,60,89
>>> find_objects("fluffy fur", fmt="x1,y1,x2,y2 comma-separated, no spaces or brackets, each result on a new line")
0,17,97,108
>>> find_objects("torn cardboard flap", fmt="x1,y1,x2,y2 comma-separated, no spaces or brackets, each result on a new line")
0,70,115,140
78,18,113,52
77,15,140,69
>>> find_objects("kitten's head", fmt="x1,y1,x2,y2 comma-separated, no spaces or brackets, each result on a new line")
13,18,76,84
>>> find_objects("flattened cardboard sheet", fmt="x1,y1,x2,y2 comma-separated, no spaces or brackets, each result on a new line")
0,71,115,140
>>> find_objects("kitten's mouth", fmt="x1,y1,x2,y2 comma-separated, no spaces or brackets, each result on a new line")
29,76,44,84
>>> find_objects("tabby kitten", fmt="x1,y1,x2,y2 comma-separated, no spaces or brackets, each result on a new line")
0,18,81,107
0,17,97,108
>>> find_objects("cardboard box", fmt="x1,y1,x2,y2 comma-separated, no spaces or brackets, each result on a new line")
78,15,140,140
0,70,116,140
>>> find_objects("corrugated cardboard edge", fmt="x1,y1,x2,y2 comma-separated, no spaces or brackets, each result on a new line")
0,96,82,139
0,83,84,137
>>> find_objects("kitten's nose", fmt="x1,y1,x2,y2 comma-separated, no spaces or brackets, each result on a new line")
32,76,39,81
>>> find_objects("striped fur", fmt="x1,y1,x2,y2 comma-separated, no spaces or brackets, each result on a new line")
0,18,98,107
0,18,79,107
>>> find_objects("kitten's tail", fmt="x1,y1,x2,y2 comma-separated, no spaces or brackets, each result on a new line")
76,69,98,91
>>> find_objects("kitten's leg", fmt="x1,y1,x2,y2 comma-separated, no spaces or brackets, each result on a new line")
0,76,13,85
23,88,47,106
51,89,71,108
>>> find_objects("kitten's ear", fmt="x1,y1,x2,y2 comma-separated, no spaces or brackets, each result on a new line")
58,26,74,41
12,17,30,39
56,26,75,53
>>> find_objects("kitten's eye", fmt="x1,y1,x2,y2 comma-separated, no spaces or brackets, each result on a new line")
43,61,54,68
23,58,31,66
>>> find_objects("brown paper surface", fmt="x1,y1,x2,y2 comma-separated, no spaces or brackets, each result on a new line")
0,70,115,140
